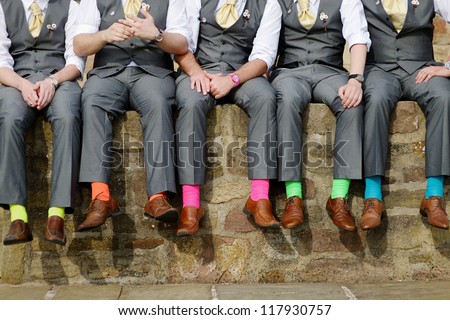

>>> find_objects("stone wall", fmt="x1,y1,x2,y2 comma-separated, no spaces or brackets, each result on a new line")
0,18,450,286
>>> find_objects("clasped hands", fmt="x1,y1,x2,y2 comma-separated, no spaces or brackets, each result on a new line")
103,9,159,43
190,71,235,99
20,77,56,110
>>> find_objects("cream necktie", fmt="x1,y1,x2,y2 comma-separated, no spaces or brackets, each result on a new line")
383,0,407,33
298,0,316,30
216,0,239,29
29,2,44,38
123,0,142,16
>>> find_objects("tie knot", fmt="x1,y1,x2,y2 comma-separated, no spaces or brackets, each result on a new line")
299,0,309,12
226,0,237,5
30,2,42,16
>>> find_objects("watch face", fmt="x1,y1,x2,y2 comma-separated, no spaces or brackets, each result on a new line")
445,62,450,70
155,32,163,42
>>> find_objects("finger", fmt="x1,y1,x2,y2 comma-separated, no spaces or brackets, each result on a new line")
140,8,151,18
205,78,210,93
424,73,434,83
195,80,201,93
118,19,134,28
338,87,345,101
125,14,139,22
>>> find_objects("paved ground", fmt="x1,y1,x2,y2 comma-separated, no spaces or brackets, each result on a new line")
0,280,449,300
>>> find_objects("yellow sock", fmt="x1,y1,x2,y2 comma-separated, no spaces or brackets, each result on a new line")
48,207,65,219
10,204,28,223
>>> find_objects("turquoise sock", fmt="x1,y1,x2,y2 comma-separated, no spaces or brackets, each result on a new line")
285,181,302,199
364,176,383,201
425,176,444,199
331,179,351,199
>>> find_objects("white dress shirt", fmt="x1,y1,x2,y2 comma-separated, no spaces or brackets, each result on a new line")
0,0,84,73
384,0,450,22
296,0,371,50
76,0,191,42
186,0,282,69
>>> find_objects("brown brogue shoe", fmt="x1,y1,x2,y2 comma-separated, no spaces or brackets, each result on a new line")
77,197,119,231
420,197,449,229
243,197,280,228
361,198,385,230
176,206,204,236
282,196,304,229
44,216,66,246
144,196,178,222
326,197,356,231
3,219,33,245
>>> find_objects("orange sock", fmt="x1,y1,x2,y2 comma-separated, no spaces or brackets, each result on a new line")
149,192,166,202
91,182,110,201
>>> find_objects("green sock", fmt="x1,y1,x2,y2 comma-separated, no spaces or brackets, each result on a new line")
331,179,351,199
48,207,65,219
10,204,28,223
285,181,302,199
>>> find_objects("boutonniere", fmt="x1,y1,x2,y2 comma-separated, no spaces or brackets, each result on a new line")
243,9,250,20
46,23,57,31
412,0,419,13
141,3,150,12
319,12,328,31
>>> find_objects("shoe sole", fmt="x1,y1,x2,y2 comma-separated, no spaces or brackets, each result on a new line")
242,208,280,229
3,238,33,246
43,236,66,246
144,208,179,223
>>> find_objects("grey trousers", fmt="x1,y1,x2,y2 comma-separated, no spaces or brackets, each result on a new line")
271,64,363,181
175,63,277,185
0,73,81,208
79,67,177,196
364,64,450,178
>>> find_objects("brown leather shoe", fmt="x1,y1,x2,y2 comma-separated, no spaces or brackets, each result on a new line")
243,197,280,228
420,196,449,229
360,198,385,230
44,216,66,245
144,196,178,222
326,197,356,231
282,196,304,229
77,197,119,231
3,219,33,245
176,206,204,236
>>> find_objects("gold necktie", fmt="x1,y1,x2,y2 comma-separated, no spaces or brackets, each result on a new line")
216,0,239,29
123,0,142,16
383,0,407,33
298,0,316,30
29,2,44,38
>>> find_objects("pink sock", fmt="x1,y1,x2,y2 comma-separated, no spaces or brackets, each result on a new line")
182,185,201,209
250,179,270,201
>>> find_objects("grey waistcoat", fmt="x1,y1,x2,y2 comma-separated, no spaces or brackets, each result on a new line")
277,0,345,70
362,0,436,73
195,0,267,70
92,0,173,78
0,0,69,77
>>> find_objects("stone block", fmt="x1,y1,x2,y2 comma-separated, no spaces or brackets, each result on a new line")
390,101,419,134
224,206,258,232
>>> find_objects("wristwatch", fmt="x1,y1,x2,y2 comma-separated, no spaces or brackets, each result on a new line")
348,73,364,83
154,28,164,42
47,75,59,88
444,61,450,70
229,73,240,87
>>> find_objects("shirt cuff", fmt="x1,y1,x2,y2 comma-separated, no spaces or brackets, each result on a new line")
0,62,14,70
249,54,272,70
347,36,372,52
65,56,86,75
76,24,99,35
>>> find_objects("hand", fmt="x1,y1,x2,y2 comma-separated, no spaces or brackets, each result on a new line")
190,70,210,95
33,79,56,110
415,66,450,83
338,79,362,109
102,22,134,43
205,72,234,99
120,9,159,41
19,79,39,108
